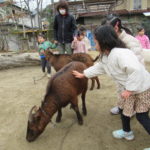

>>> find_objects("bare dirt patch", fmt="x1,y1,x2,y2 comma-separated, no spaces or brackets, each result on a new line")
0,51,150,150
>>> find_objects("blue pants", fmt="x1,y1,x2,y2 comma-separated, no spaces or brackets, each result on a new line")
41,57,51,74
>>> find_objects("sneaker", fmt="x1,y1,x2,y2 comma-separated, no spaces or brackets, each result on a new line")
47,74,51,78
112,129,134,140
110,106,120,115
144,148,150,150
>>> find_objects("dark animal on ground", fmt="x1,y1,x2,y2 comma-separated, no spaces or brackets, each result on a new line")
45,50,100,90
26,61,88,142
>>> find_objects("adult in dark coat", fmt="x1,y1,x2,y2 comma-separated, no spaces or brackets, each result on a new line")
53,1,77,54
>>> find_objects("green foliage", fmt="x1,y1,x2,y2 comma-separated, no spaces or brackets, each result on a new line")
41,5,54,40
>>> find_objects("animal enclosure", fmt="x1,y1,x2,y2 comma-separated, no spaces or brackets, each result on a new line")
0,51,150,150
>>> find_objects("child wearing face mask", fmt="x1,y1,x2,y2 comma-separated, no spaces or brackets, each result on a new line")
53,0,77,54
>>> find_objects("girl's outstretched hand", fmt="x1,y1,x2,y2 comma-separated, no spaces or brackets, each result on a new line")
72,70,85,78
121,90,132,99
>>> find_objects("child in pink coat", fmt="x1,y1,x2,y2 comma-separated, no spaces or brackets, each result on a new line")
135,27,150,49
71,31,88,54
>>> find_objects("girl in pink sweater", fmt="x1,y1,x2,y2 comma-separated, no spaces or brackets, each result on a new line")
135,27,150,49
71,31,87,54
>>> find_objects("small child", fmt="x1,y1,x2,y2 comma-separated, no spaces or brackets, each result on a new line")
38,34,57,78
135,26,150,49
71,31,87,54
102,16,145,115
79,26,91,51
72,25,150,150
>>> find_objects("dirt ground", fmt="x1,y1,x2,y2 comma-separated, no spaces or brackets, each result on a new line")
0,51,150,150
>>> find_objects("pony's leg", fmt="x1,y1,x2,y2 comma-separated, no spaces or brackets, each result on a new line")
81,87,87,116
95,77,101,89
71,97,83,125
56,108,62,123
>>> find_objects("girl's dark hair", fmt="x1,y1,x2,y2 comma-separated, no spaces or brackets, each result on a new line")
56,1,69,12
137,26,144,32
79,26,86,32
94,25,126,53
76,30,84,37
101,16,133,35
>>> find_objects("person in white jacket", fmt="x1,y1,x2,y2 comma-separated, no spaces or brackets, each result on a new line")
72,25,150,150
102,16,145,115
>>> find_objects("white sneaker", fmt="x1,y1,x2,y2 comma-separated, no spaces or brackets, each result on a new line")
47,74,51,78
112,129,134,140
110,106,120,115
143,148,150,150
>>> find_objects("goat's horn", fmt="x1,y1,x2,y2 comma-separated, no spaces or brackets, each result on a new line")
28,105,37,122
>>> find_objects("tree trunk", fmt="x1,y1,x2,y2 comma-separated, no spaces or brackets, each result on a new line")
0,53,40,70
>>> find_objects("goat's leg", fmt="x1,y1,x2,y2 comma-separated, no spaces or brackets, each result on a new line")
95,77,100,89
69,104,74,109
56,108,62,123
81,89,87,116
90,78,95,90
74,106,83,125
71,98,83,125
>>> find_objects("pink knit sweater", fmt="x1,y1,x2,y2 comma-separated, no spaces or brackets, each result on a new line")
135,35,150,49
71,39,88,54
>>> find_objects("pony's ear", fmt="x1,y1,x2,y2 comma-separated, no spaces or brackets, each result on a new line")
45,49,53,54
45,50,52,58
49,49,53,54
45,49,49,53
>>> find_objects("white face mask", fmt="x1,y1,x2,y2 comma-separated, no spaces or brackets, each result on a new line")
59,9,66,15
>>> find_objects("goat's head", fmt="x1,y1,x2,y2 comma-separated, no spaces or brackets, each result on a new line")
45,50,53,61
26,106,50,142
